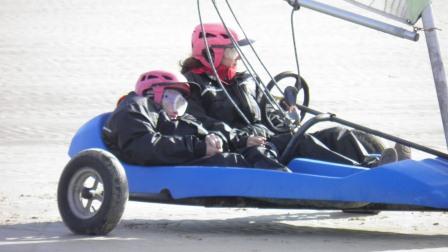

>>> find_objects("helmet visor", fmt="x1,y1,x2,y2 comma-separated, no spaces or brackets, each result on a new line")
161,89,188,119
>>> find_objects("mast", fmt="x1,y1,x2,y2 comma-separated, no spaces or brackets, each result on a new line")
421,5,448,149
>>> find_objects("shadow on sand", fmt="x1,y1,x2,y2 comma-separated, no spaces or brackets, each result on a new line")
1,211,447,251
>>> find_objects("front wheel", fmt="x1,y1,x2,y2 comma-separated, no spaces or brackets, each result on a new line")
57,149,128,235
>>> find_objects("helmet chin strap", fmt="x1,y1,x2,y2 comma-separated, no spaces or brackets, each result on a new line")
216,64,237,82
192,63,237,83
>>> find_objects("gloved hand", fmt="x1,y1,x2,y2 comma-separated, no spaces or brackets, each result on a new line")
246,135,266,147
287,105,301,124
283,86,301,124
205,134,223,157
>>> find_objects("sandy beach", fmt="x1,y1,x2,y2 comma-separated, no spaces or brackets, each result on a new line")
1,0,448,251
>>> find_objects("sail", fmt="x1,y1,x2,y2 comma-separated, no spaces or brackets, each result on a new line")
344,0,431,25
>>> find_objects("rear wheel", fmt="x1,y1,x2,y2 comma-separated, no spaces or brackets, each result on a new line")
57,149,128,235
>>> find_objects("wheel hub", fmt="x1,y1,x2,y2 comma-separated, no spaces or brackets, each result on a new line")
67,167,104,219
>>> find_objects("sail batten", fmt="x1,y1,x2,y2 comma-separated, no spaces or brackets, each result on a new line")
344,0,431,25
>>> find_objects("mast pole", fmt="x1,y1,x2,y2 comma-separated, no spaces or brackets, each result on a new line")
421,5,448,149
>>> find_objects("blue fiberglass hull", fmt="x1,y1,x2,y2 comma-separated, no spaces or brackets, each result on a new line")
68,113,448,210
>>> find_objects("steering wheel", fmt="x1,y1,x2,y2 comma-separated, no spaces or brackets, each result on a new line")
260,71,310,134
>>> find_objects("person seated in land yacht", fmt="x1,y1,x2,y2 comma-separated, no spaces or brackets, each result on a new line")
180,23,411,166
102,70,289,171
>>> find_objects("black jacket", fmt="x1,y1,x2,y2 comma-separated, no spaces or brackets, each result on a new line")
185,72,275,140
184,72,375,166
102,92,248,166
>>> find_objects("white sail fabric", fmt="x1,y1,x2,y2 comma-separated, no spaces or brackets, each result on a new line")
344,0,431,25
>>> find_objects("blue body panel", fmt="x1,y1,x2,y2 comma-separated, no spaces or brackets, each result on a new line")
69,113,448,209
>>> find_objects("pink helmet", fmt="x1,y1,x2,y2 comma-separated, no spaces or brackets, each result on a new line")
191,23,254,69
135,70,191,104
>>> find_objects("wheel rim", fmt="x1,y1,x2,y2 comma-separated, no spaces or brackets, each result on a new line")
67,167,104,219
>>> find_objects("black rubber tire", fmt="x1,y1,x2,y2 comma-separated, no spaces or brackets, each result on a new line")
57,149,128,235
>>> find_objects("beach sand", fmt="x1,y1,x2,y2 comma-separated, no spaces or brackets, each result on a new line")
1,0,448,251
